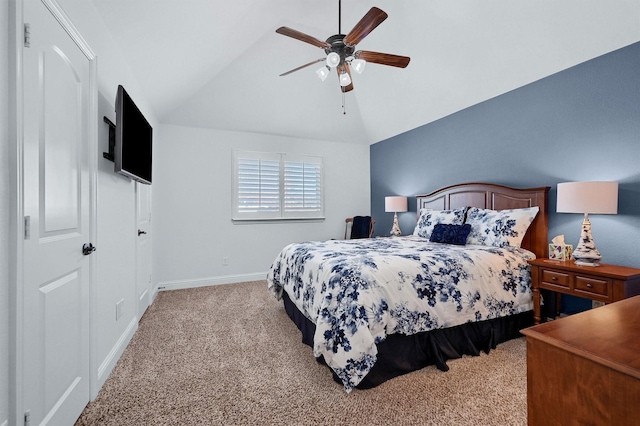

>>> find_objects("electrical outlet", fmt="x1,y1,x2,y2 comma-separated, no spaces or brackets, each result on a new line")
116,299,124,320
222,256,228,266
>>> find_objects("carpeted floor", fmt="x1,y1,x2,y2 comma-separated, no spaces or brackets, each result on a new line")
75,281,528,425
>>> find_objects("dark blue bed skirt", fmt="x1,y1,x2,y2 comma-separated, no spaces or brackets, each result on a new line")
282,291,533,389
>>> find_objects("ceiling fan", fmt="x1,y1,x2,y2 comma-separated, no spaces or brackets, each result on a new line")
275,1,410,93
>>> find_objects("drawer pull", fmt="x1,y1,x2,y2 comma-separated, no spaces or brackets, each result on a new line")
551,277,557,281
587,283,593,288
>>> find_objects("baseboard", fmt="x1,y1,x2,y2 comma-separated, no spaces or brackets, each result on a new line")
94,315,138,395
151,284,160,303
157,272,266,291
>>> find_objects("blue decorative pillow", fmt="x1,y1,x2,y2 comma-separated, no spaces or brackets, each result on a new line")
413,207,468,239
429,223,472,245
465,206,539,248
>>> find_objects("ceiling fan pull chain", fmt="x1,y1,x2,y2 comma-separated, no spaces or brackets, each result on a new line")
342,92,346,115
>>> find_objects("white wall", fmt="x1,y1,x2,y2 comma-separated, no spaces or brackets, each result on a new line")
153,125,371,289
1,2,10,424
53,0,158,392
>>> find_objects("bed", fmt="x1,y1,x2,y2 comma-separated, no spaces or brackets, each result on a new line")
267,182,550,392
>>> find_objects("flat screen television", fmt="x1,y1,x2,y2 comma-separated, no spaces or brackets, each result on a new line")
114,85,153,185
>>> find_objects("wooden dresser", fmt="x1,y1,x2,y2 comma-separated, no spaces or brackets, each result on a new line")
521,295,640,425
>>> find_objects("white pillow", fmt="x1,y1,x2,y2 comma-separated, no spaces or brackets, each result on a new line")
465,206,539,248
413,207,468,239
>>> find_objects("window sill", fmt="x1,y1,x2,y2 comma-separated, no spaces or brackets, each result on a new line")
232,217,325,224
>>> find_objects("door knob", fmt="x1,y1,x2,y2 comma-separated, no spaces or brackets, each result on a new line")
82,243,96,255
138,230,147,236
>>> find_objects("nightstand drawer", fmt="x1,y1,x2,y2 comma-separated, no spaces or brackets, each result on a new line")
574,275,610,298
541,269,570,288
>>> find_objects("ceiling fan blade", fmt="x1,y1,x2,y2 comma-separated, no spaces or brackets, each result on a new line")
343,7,388,46
276,27,331,49
355,50,411,68
337,63,354,93
279,58,326,77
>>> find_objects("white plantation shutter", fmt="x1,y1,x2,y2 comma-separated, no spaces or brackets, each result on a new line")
233,151,324,220
236,156,280,217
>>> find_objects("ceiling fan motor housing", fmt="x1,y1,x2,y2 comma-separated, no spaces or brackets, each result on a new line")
325,34,355,64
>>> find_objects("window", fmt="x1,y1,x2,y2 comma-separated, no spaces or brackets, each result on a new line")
233,150,324,220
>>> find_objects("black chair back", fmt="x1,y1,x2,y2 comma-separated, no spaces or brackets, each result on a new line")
347,216,374,239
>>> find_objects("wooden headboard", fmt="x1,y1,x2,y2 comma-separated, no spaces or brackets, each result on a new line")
416,182,550,258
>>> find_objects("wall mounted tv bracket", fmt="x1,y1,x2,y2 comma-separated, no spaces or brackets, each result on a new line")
103,116,115,162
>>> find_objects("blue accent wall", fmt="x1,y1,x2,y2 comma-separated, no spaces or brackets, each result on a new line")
371,42,640,276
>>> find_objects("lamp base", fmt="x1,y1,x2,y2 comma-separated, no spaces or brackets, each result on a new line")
574,258,601,267
389,212,402,237
572,213,602,267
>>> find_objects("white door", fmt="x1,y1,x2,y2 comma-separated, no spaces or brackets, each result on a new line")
22,0,94,424
136,182,152,316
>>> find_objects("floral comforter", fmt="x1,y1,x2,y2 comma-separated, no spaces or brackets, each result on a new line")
266,236,536,392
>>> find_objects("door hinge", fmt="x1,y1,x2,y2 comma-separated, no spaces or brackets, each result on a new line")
24,23,31,48
24,216,31,239
24,410,31,426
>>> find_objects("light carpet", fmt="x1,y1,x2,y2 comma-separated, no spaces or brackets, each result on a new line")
76,280,528,425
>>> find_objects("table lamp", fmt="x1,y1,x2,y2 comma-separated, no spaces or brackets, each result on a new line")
385,196,408,236
556,181,618,266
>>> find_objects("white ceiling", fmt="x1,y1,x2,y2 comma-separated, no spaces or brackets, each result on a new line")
91,0,640,145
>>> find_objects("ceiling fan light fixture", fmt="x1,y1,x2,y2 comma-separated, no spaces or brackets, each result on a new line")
339,71,352,87
351,58,366,74
316,66,330,81
326,52,341,68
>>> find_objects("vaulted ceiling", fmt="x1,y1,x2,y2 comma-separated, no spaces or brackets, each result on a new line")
91,0,640,145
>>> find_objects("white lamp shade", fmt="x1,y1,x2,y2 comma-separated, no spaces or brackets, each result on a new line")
326,52,340,68
556,181,618,214
339,71,351,87
351,58,366,74
316,66,329,81
385,196,408,213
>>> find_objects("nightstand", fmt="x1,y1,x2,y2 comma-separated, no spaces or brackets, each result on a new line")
528,258,640,324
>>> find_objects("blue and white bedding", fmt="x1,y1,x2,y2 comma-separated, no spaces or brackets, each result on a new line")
267,236,536,392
